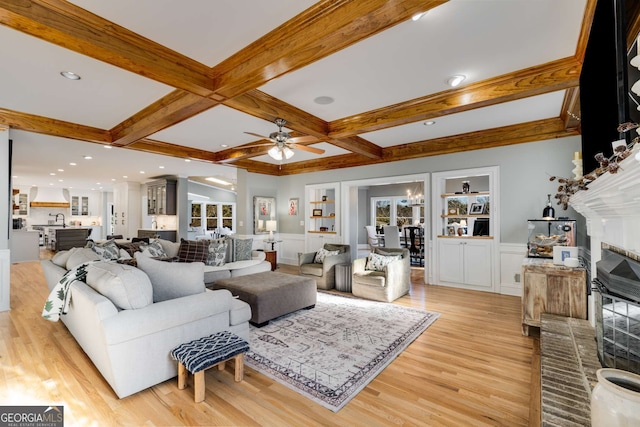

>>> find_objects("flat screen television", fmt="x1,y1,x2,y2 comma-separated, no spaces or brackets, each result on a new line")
580,0,640,174
472,218,489,237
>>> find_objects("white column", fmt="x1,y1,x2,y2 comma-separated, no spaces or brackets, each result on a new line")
0,127,10,311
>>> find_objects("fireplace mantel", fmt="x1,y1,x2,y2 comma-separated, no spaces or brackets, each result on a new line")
570,146,640,255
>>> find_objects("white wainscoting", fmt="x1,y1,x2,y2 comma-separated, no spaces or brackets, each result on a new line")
0,249,10,312
499,243,527,297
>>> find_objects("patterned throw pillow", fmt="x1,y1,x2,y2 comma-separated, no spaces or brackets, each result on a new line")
314,247,339,264
86,239,120,260
206,240,227,266
177,238,209,263
233,238,253,261
140,240,167,258
365,252,401,272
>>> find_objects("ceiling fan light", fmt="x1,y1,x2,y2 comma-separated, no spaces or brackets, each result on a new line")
268,146,283,160
283,147,294,159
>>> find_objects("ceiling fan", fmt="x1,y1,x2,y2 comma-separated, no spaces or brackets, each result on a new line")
244,118,325,160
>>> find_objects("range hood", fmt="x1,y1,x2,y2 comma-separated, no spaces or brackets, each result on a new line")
29,187,70,208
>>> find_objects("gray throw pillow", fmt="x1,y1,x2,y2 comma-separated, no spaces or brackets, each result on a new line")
206,240,227,266
85,261,153,310
66,247,101,270
134,253,205,302
139,240,167,258
233,238,253,261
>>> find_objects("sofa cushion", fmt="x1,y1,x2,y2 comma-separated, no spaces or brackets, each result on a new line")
86,239,120,260
66,247,101,270
177,238,208,263
85,261,153,310
157,238,180,258
51,248,75,268
365,252,401,272
314,247,339,264
134,253,205,302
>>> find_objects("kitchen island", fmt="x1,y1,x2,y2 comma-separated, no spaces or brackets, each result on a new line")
10,230,40,262
49,227,91,251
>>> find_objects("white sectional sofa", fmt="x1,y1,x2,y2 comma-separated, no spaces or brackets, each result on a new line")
41,247,253,399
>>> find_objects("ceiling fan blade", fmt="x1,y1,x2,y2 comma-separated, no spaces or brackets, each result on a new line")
244,131,271,140
290,143,325,155
288,135,319,143
237,143,273,149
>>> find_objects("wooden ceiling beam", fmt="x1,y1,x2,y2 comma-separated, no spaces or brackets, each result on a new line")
0,0,214,97
0,108,110,143
277,118,580,175
328,57,582,138
211,0,447,99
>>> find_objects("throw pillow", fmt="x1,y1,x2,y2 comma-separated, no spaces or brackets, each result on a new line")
139,240,167,258
206,240,227,266
86,239,120,260
116,241,146,257
233,238,253,261
51,248,76,268
66,247,101,270
224,236,235,263
134,253,205,302
85,261,153,310
314,247,339,264
177,238,208,263
365,252,401,272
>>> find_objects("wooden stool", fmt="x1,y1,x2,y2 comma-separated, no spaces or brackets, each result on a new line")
170,331,249,403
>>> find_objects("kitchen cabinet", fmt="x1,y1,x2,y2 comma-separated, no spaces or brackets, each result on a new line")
437,238,492,288
71,196,90,216
147,179,177,215
521,259,587,336
305,183,340,252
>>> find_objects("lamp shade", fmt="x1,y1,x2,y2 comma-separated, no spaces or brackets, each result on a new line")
266,220,277,232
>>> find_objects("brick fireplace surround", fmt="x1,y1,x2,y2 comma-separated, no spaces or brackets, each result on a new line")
540,314,601,426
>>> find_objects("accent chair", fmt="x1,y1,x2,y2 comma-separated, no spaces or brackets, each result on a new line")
298,243,351,290
352,247,410,302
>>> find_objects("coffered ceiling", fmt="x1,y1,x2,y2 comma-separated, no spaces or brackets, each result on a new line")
1,0,595,191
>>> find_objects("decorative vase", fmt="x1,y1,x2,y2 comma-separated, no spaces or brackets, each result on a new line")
591,368,640,427
462,181,470,193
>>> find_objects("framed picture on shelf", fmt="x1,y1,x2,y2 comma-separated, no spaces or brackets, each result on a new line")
312,209,323,217
469,202,485,215
448,208,459,215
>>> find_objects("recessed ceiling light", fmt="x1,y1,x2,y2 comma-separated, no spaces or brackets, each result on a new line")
314,96,334,105
83,155,92,160
69,162,77,166
424,121,436,126
139,171,145,174
96,182,101,185
221,144,228,148
159,166,165,169
447,75,466,87
412,12,427,21
49,172,56,176
58,179,63,182
103,145,112,149
123,175,128,179
185,159,191,162
205,177,231,186
60,71,81,80
111,178,116,181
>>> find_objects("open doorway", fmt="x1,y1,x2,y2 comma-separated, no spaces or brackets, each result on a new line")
340,173,429,284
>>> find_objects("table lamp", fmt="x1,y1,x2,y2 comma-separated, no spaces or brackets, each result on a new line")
266,220,277,241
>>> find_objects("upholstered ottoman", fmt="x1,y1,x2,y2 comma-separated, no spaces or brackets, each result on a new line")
171,331,249,403
210,271,317,327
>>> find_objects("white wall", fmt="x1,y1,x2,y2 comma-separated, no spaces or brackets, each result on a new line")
1,128,10,311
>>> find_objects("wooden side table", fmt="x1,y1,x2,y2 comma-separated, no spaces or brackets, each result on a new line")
265,250,277,271
521,258,587,336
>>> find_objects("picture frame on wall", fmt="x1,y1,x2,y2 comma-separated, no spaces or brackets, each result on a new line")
288,198,298,216
469,202,485,215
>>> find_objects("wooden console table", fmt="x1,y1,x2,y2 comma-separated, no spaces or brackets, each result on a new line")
521,258,587,336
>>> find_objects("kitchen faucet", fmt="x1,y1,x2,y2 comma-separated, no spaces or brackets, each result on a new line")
151,216,158,230
50,213,66,228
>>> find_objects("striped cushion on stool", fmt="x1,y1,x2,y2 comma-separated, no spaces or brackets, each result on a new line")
171,331,249,373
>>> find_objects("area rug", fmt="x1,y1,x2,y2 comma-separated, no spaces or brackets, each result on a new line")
245,292,440,412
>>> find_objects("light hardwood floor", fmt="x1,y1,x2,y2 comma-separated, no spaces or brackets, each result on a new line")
1,256,538,426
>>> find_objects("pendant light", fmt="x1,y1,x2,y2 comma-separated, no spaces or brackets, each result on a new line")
542,194,555,220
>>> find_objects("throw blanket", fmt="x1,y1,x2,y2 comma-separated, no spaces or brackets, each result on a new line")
42,261,96,322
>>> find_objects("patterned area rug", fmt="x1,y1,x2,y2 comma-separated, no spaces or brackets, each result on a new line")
245,292,440,412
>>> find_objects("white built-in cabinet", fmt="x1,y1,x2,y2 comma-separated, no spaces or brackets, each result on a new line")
113,182,141,240
305,182,340,252
432,166,499,292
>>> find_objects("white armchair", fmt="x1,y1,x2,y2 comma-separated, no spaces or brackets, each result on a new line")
352,247,410,302
298,244,351,290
